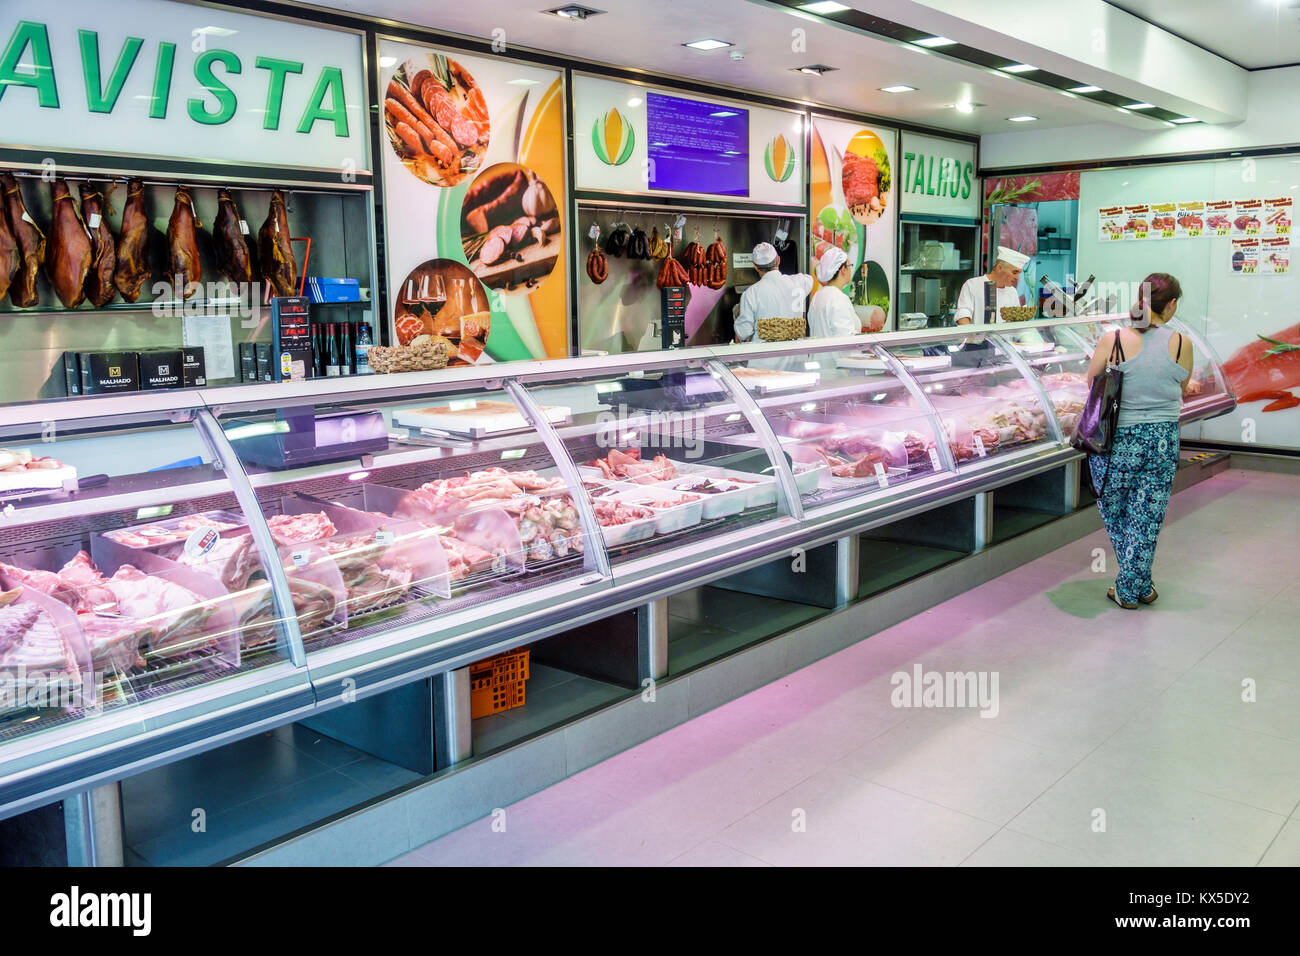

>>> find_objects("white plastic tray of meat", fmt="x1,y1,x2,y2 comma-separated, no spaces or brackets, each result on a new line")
652,475,750,519
584,448,680,485
590,499,657,547
103,511,245,550
610,487,703,534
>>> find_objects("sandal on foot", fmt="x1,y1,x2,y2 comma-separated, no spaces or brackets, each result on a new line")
1107,587,1139,610
1138,586,1158,605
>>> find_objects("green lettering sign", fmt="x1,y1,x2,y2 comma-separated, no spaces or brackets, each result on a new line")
150,41,175,119
902,152,915,192
79,30,143,114
961,161,973,199
296,66,349,137
188,49,241,125
0,21,59,108
912,155,926,194
255,56,303,131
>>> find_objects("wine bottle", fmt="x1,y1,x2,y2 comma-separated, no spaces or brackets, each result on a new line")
312,323,327,377
326,322,341,376
339,322,353,375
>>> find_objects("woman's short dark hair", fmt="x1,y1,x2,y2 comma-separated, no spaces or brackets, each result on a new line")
1131,272,1183,325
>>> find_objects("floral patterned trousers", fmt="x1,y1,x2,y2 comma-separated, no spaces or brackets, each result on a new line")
1088,422,1180,605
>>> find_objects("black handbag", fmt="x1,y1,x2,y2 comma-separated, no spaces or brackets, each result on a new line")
1071,335,1125,495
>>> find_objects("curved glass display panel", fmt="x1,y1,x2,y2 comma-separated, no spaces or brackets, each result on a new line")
718,347,947,512
880,332,1057,467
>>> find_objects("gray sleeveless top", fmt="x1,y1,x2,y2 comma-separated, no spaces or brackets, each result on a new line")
1116,324,1189,428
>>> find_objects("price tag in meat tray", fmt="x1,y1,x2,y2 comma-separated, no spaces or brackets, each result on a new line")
973,434,987,458
291,550,309,568
184,527,220,558
873,461,889,488
375,530,395,547
928,447,942,470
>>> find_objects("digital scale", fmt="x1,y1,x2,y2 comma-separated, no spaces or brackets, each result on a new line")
226,406,389,469
660,287,686,349
270,296,313,381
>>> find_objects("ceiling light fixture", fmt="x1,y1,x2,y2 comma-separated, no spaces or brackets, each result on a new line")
1008,115,1038,122
1070,85,1101,93
1125,102,1155,110
794,64,838,76
684,38,733,50
914,36,956,47
798,1,851,13
1001,63,1036,73
879,84,916,93
954,101,975,113
546,4,603,19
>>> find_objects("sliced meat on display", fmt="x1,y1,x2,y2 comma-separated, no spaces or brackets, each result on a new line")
267,511,338,543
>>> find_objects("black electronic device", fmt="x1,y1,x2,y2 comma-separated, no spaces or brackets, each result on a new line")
660,287,686,349
270,296,314,381
225,405,389,469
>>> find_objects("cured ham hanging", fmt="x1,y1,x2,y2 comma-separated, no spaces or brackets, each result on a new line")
80,183,117,308
113,179,151,303
259,189,298,297
166,185,202,299
0,191,18,303
45,179,92,310
213,188,253,286
1,173,46,308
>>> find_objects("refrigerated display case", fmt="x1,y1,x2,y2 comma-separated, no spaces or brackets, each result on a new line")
0,315,1236,820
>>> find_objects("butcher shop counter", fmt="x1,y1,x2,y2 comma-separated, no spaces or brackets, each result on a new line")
0,314,1237,836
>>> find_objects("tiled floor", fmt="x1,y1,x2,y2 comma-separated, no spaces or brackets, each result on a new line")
388,469,1300,866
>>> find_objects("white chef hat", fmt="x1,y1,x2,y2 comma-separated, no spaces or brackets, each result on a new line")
752,242,778,268
995,245,1030,269
816,247,848,284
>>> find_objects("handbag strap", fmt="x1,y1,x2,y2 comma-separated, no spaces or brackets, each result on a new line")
1110,332,1126,365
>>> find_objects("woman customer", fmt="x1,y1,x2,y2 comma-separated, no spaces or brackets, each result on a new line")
1084,273,1194,609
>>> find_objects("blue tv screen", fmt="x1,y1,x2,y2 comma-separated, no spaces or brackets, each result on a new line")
646,92,749,197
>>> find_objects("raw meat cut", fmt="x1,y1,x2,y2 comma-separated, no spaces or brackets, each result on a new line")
591,499,655,525
79,183,116,307
0,173,45,308
588,448,678,484
0,192,18,302
997,205,1038,257
1221,325,1300,408
166,185,202,299
0,592,79,683
105,565,212,657
213,188,253,286
74,613,149,674
841,151,879,207
259,189,298,297
172,533,262,591
268,512,337,543
0,562,83,610
113,179,151,302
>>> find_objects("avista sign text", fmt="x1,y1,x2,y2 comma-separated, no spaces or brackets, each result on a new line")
902,150,973,200
0,20,350,136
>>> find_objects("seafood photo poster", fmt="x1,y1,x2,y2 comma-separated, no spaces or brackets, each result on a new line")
379,39,568,365
810,115,897,329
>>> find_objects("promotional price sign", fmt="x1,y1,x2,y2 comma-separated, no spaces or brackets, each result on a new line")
1233,199,1263,237
1122,204,1150,240
1264,197,1293,237
1175,201,1205,238
1261,237,1290,275
1099,205,1124,241
1229,238,1259,275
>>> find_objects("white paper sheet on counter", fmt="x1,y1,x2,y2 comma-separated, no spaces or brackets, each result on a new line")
182,314,236,380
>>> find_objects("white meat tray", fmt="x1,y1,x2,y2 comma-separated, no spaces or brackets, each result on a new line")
836,354,951,372
730,367,822,394
393,400,570,438
598,510,658,548
652,475,749,519
0,463,77,492
609,487,704,535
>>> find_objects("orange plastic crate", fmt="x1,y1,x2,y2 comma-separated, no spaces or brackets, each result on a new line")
470,678,526,719
469,649,530,691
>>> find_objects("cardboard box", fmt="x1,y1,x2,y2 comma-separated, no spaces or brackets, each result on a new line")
239,343,257,383
254,342,274,382
61,352,80,396
78,351,139,395
137,349,183,390
181,347,206,387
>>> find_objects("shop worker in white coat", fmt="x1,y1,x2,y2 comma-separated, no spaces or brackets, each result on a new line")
734,242,814,344
954,246,1029,325
808,247,872,338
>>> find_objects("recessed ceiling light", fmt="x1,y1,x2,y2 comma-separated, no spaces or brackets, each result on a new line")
954,101,975,113
684,38,732,50
798,1,851,13
1002,63,1036,73
1125,102,1155,110
1169,116,1199,124
378,56,397,68
546,4,603,18
879,85,917,93
914,36,956,48
794,64,838,75
1008,115,1038,122
1070,85,1101,93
